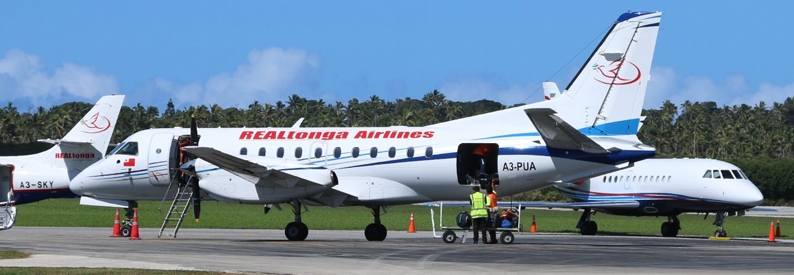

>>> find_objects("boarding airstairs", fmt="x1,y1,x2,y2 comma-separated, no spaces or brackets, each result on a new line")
158,176,194,238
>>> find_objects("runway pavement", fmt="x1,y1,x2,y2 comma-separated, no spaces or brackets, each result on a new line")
1,227,794,274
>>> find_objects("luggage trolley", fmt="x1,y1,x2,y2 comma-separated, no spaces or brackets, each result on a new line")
428,201,522,244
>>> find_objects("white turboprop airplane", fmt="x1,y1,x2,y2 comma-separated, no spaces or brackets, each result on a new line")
70,11,662,241
0,95,125,230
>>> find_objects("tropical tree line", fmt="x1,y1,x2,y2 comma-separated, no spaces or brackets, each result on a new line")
2,91,794,204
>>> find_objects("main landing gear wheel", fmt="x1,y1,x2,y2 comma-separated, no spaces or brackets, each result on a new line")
365,223,387,241
714,229,727,238
121,225,132,237
499,231,514,244
285,222,309,241
580,221,598,235
661,222,679,237
442,230,457,244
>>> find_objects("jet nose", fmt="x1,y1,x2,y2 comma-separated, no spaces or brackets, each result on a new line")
740,182,764,207
70,167,100,196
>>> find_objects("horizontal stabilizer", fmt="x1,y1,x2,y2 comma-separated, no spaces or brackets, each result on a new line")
525,108,610,154
37,139,92,145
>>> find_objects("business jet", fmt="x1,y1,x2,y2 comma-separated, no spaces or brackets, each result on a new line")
70,11,662,241
543,158,764,237
0,94,125,230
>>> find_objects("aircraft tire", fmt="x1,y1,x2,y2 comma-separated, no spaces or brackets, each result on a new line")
121,225,132,237
580,221,597,235
661,222,679,237
285,222,308,241
714,229,727,238
365,223,387,241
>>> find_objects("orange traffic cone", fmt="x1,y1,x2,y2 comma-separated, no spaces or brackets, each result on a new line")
407,212,416,233
530,215,537,233
129,208,141,240
768,221,776,242
776,219,781,237
110,208,122,237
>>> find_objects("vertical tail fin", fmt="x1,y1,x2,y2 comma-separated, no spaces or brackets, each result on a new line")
556,11,661,136
58,95,125,151
33,95,125,173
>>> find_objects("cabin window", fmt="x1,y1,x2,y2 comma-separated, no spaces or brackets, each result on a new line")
114,142,139,155
721,170,734,179
732,170,743,179
425,147,433,158
314,148,323,158
619,176,624,182
602,176,606,183
668,176,672,182
407,147,415,158
258,147,266,156
644,176,648,182
333,147,341,158
352,147,360,158
655,176,660,182
703,171,712,178
388,147,396,158
240,147,248,155
295,147,303,158
277,147,285,158
712,170,721,179
370,147,378,158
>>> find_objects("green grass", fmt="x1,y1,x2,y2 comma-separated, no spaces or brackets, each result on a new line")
13,198,792,239
0,250,30,260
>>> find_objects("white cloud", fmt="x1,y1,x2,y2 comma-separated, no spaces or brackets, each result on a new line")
438,74,541,105
0,49,118,105
160,48,322,107
645,66,794,109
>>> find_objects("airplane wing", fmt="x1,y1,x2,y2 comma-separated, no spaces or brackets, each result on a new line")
420,200,639,210
183,146,333,188
525,108,611,154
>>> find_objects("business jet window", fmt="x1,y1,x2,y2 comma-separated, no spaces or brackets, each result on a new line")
388,147,396,158
114,142,139,155
712,170,721,179
295,147,303,158
352,147,360,158
407,147,415,158
333,147,341,158
277,147,285,158
240,147,248,155
425,147,433,158
258,147,266,156
108,142,126,155
732,170,743,179
721,170,734,179
370,147,378,158
314,148,323,158
602,176,606,183
703,171,713,178
656,176,660,182
740,170,749,179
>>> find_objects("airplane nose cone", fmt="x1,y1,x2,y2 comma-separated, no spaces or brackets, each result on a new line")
741,182,764,207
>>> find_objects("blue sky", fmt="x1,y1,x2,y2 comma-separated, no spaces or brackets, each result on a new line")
2,1,793,112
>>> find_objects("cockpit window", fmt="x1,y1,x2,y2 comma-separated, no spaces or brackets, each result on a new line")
732,170,743,179
702,171,712,178
712,170,721,179
112,142,138,155
720,170,734,179
740,170,749,180
108,142,127,155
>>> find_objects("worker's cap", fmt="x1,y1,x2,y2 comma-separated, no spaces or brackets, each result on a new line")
472,186,481,191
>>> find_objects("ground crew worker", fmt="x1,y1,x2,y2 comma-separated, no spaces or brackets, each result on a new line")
470,144,491,180
486,186,498,244
469,186,489,244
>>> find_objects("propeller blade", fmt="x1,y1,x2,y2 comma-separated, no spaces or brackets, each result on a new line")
190,114,199,146
191,176,201,222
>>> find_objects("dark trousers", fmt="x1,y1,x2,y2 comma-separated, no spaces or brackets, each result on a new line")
488,213,497,243
472,217,487,243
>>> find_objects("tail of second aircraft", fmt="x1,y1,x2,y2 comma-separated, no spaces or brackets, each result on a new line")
29,94,125,174
436,11,661,139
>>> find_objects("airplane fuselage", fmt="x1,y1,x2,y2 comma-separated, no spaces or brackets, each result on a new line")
72,126,654,206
